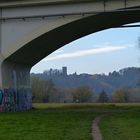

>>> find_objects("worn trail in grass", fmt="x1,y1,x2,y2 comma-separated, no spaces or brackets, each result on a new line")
92,115,105,140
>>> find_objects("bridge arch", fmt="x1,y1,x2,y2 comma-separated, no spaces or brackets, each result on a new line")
1,9,140,111
4,10,140,66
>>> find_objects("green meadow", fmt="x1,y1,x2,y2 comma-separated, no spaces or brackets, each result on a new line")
0,109,96,140
0,103,140,140
100,111,140,140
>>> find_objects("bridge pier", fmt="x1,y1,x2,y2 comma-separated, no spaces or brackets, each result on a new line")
0,61,32,111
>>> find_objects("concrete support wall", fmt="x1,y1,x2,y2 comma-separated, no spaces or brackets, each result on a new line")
0,61,32,111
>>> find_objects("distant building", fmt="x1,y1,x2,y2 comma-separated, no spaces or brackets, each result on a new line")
62,67,67,76
43,67,67,76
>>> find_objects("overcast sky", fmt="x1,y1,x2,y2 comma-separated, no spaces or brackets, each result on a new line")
31,25,140,75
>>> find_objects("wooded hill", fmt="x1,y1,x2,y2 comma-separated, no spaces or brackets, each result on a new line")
31,67,140,94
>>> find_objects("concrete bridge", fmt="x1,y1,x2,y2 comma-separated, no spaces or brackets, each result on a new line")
0,0,140,111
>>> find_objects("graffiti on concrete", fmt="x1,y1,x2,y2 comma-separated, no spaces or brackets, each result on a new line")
0,90,3,105
0,90,3,111
3,89,15,111
18,88,32,111
0,88,32,112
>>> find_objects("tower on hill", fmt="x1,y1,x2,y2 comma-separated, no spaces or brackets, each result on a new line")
62,67,67,76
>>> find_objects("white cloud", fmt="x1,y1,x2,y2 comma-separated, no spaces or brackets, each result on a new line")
52,50,64,54
42,45,128,62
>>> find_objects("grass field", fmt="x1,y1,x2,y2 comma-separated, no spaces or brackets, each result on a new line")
33,102,140,111
100,112,140,140
1,103,140,140
0,109,97,140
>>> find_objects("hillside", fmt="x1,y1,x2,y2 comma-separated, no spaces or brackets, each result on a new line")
31,67,140,94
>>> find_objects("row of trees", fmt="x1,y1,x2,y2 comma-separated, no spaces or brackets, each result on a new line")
112,87,140,103
31,76,107,103
31,76,140,103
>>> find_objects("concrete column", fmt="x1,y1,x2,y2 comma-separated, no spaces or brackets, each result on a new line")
0,60,32,111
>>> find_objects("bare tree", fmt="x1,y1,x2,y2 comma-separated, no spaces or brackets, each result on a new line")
31,76,59,103
112,87,132,103
72,86,93,103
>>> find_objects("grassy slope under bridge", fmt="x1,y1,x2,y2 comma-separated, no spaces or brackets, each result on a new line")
0,103,140,140
0,110,97,140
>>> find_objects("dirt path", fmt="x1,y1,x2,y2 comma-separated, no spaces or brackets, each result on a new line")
92,115,104,140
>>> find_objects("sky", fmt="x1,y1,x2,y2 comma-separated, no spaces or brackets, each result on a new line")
31,24,140,75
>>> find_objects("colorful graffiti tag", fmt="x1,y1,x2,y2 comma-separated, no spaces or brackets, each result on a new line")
0,90,3,111
0,89,32,112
